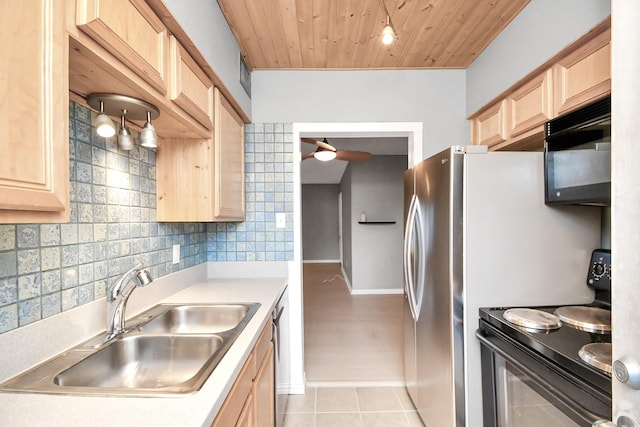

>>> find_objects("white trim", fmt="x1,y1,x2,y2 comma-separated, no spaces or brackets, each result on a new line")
306,380,406,388
350,288,404,295
341,265,353,293
302,259,341,263
290,122,423,394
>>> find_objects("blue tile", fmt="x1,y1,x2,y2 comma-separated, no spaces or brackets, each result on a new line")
0,305,18,332
18,298,41,326
0,278,18,305
42,293,61,318
17,225,39,249
17,250,39,274
41,270,61,294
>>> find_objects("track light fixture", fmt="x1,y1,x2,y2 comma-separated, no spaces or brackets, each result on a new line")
140,111,157,148
87,93,160,150
94,101,116,138
118,112,134,151
380,0,396,45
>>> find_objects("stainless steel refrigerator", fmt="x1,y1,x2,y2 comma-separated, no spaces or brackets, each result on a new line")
403,146,601,426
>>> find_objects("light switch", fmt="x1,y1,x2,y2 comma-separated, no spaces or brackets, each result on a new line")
276,213,286,228
172,244,180,264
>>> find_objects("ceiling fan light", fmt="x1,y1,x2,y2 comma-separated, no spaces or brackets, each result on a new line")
381,24,395,45
314,150,337,161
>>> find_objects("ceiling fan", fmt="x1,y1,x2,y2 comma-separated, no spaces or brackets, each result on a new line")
301,137,373,162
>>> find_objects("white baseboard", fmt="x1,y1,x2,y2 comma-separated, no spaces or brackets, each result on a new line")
340,265,353,293
303,259,341,263
350,288,404,295
305,380,406,388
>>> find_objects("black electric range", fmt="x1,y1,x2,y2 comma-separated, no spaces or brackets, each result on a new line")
476,249,613,425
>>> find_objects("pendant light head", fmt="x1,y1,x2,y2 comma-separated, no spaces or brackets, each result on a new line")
140,111,157,149
94,101,116,138
118,113,134,151
381,16,395,45
379,0,396,45
314,147,337,162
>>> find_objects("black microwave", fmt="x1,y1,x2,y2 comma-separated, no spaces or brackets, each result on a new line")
544,95,611,206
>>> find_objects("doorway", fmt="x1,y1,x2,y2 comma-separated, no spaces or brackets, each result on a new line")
287,122,423,393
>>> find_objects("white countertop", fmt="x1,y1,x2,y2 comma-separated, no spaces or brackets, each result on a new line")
0,273,287,427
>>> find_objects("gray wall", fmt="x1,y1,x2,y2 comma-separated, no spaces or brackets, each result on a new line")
252,70,468,160
466,0,611,115
301,185,340,261
347,155,406,292
163,0,252,118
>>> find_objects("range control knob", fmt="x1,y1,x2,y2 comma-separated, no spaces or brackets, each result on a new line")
614,357,640,390
593,262,606,277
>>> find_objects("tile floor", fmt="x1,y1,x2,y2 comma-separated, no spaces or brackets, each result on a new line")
282,386,424,427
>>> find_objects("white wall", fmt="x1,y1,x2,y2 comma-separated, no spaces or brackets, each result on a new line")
466,0,611,115
162,0,252,117
252,70,467,160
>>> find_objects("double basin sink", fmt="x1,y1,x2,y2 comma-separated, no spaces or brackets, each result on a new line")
0,303,260,396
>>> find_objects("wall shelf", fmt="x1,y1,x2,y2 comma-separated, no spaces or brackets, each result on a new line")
358,221,396,224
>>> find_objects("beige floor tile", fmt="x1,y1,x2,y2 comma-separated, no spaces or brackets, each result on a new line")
286,388,316,414
361,412,410,427
394,387,417,411
283,413,316,427
316,412,363,427
316,387,359,412
356,387,404,412
403,410,425,427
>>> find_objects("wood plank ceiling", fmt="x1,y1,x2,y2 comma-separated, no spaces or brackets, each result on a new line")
217,0,530,70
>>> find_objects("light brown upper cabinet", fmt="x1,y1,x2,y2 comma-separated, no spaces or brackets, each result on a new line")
214,88,245,221
553,26,611,116
169,36,214,130
469,18,610,151
0,0,69,223
75,0,169,94
155,89,245,222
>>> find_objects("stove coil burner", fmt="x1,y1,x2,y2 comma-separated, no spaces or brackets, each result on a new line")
555,306,611,334
579,342,612,374
503,308,562,332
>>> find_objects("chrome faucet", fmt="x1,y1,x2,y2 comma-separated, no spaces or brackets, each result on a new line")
106,263,153,341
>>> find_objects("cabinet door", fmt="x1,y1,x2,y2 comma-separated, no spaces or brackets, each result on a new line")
211,354,255,427
0,0,69,223
507,68,553,138
214,88,245,220
253,343,275,427
554,27,611,116
169,36,214,130
76,0,168,94
236,393,255,427
470,100,507,148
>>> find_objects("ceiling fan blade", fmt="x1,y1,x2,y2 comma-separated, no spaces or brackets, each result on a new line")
301,152,316,161
301,137,336,152
335,150,373,161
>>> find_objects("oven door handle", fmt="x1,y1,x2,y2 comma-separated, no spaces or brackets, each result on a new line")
476,328,606,424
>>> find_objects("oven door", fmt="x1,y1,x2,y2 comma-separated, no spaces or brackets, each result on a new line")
476,320,611,427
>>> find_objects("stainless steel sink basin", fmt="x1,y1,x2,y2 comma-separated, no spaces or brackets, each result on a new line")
135,304,253,334
54,335,223,390
0,302,261,396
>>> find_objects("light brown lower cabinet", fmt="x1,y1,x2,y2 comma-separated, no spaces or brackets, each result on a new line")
212,321,274,427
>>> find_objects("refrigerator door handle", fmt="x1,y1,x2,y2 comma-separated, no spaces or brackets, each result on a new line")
403,194,419,321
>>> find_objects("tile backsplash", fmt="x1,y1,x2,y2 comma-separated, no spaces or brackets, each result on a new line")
0,102,293,333
207,123,294,261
